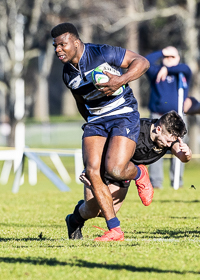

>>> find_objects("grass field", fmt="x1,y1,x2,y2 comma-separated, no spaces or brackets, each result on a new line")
0,158,200,280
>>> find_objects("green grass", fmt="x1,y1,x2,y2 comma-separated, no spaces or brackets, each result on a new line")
0,159,200,279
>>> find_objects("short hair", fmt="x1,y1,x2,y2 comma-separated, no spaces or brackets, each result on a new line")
51,23,79,38
156,110,187,138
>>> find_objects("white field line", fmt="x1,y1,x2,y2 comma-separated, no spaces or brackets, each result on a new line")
61,238,200,242
124,238,200,242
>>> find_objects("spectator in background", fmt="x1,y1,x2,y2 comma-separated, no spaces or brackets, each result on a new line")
145,46,192,189
184,96,200,114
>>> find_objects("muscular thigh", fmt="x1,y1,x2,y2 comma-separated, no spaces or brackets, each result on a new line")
82,136,107,168
105,136,136,170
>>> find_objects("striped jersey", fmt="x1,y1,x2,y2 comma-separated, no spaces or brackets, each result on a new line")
62,43,138,122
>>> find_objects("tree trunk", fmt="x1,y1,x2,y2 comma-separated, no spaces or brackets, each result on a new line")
125,0,144,113
183,0,200,154
33,40,54,121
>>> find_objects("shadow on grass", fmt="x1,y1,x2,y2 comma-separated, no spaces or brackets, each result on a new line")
132,229,200,239
0,237,62,242
152,229,200,238
0,257,199,274
153,200,200,203
0,223,63,228
170,216,200,219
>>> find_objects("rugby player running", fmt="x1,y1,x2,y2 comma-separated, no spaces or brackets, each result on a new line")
51,22,152,241
66,110,192,240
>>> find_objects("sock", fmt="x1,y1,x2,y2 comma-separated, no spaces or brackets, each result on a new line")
106,217,120,230
133,165,141,181
69,200,87,228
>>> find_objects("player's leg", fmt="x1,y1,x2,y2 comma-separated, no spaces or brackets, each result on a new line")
82,135,116,221
66,182,129,240
105,136,136,180
80,183,129,218
105,135,154,206
149,158,164,189
65,135,108,240
97,184,128,216
170,157,184,187
82,136,124,241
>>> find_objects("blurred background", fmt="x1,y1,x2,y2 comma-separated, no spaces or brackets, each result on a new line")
0,0,200,153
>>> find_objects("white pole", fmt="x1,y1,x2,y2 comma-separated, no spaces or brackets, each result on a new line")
13,14,25,189
50,153,71,183
74,149,83,184
173,85,184,190
28,159,38,186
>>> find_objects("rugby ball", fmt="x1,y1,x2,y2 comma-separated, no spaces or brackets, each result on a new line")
92,62,125,96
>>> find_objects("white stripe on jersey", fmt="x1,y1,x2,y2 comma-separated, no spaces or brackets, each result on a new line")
68,67,125,101
88,106,133,122
68,69,106,101
85,96,125,116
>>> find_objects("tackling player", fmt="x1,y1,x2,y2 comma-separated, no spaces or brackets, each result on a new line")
66,110,192,240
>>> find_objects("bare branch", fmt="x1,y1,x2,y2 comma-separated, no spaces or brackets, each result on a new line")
102,6,188,33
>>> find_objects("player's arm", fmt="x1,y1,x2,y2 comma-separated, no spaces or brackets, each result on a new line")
97,50,149,96
120,50,150,83
73,94,88,121
171,137,192,162
184,97,200,114
145,50,163,80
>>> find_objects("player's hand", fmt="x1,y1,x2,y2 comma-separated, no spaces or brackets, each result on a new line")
79,170,91,186
178,137,191,156
95,71,123,96
156,66,168,83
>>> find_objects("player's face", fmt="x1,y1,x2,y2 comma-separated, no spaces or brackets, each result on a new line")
53,33,79,64
156,127,177,148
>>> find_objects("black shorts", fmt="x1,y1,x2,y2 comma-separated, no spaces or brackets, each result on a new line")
103,173,131,188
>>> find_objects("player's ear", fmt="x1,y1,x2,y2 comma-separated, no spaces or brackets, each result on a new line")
156,126,162,134
74,39,79,48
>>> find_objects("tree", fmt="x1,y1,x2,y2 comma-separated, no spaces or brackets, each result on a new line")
0,0,200,153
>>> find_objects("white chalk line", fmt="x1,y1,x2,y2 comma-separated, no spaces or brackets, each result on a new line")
63,238,200,242
124,238,200,242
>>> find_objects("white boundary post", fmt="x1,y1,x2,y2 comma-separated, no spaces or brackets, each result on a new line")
25,150,70,192
0,160,12,184
74,149,83,184
173,73,184,190
50,153,71,183
28,159,37,185
12,155,24,193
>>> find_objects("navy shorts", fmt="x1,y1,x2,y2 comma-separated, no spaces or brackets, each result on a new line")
82,111,140,143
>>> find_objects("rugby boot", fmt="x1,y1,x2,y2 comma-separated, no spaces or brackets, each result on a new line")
93,226,124,242
135,164,154,206
65,214,84,240
65,200,85,240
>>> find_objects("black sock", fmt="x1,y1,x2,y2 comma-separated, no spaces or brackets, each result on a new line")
69,200,87,227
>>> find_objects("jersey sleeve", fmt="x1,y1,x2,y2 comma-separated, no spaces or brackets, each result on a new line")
166,64,192,83
100,44,126,68
145,50,163,80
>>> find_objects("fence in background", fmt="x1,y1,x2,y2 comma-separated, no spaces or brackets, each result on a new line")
0,147,83,193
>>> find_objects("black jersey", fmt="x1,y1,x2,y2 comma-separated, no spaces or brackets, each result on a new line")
104,118,176,188
131,118,170,165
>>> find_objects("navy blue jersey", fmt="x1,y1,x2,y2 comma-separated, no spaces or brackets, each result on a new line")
63,43,138,122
